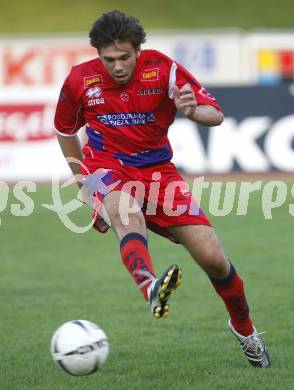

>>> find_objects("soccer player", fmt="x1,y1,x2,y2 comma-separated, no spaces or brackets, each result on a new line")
54,10,270,368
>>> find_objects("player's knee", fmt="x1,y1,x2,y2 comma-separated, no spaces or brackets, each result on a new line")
126,212,146,232
200,249,229,278
111,209,146,237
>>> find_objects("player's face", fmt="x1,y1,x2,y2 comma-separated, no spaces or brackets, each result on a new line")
99,41,140,85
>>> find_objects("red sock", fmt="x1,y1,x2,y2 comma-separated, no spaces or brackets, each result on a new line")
210,264,254,336
120,233,155,301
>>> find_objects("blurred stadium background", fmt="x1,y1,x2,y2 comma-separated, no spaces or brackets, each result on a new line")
1,0,294,179
1,1,294,389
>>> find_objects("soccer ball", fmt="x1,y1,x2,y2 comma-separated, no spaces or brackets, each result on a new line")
51,320,109,375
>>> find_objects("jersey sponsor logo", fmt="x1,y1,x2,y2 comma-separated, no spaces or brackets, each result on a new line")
86,86,105,105
88,98,105,106
97,112,155,127
137,88,165,96
86,86,102,98
84,74,103,88
141,68,159,81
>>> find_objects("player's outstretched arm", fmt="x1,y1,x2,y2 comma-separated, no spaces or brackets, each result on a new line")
188,104,224,127
57,133,84,187
173,84,223,127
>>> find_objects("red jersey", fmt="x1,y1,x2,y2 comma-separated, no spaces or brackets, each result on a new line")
54,49,221,167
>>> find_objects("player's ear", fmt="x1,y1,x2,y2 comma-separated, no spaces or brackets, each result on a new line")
135,48,141,58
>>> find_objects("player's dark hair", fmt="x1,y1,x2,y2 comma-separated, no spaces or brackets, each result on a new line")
89,10,146,51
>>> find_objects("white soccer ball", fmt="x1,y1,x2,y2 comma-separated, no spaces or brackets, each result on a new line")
51,320,109,376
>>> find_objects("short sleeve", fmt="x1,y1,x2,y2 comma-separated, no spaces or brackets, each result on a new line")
173,62,222,111
54,73,86,137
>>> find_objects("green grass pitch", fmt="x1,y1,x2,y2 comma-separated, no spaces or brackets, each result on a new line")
1,0,294,33
1,181,294,389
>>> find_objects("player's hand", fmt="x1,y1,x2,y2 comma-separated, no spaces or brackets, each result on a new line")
173,84,197,118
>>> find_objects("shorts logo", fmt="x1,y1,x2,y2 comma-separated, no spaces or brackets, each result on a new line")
141,68,159,81
180,188,191,198
84,74,103,88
